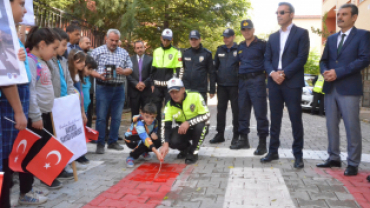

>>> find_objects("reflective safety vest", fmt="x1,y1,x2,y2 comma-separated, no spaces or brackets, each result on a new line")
313,74,325,94
152,46,183,86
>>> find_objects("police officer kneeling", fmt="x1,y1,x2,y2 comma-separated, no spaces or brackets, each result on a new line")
159,78,210,164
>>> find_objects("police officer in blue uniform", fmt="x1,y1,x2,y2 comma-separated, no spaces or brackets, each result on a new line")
230,20,269,155
209,29,239,145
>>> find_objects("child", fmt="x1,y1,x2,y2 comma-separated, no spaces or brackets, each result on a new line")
82,55,97,120
46,28,76,179
25,27,62,191
125,102,163,167
0,1,44,207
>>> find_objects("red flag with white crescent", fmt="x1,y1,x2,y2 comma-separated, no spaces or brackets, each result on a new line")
9,129,41,172
26,137,74,186
85,126,98,143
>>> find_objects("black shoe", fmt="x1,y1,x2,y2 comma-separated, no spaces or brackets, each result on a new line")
294,157,304,168
254,137,267,156
57,170,74,181
177,150,187,159
231,134,239,146
209,133,225,144
344,165,358,176
41,179,63,189
96,144,105,154
76,155,90,164
316,159,341,168
260,152,279,163
185,153,198,165
108,142,124,150
230,134,250,149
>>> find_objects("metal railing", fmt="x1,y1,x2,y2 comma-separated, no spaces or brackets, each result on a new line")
33,0,105,48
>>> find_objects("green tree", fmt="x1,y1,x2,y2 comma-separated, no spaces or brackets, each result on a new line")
68,0,250,53
304,49,320,75
311,12,331,39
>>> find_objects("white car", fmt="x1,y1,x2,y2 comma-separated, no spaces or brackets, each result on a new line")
301,75,315,110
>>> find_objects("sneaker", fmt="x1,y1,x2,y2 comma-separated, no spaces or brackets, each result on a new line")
126,157,134,168
108,142,124,150
57,170,74,181
18,190,48,205
75,162,87,169
76,155,90,164
96,144,105,154
65,165,73,174
31,187,50,196
41,179,63,189
141,152,152,161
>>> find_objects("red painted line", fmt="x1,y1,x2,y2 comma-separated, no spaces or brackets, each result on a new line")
83,163,186,208
325,169,370,208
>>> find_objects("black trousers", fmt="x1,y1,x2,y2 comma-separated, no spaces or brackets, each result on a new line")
0,159,34,208
216,86,239,134
311,92,325,115
86,93,94,128
169,122,207,154
125,135,162,159
130,89,153,117
153,87,172,139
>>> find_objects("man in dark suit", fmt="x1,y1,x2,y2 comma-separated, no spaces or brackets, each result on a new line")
260,2,310,168
127,41,153,116
316,4,370,176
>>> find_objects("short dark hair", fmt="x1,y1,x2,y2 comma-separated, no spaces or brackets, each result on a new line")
53,28,69,41
66,24,81,33
134,40,144,48
142,102,157,115
278,2,295,13
25,27,61,50
85,55,97,69
340,3,359,16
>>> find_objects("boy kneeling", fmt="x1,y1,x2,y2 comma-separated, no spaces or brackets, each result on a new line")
125,103,163,167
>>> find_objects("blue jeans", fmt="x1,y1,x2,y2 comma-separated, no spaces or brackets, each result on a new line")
96,84,125,146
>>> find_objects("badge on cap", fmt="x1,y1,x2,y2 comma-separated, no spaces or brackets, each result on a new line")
169,54,173,60
225,29,229,33
243,21,249,26
199,56,204,62
191,31,196,36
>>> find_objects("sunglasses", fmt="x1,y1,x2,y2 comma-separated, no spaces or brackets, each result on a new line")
276,11,291,15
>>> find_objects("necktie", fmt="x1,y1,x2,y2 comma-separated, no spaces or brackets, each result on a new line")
337,34,346,54
138,57,143,82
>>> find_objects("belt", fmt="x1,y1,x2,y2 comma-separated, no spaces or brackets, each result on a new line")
97,81,123,87
154,80,168,87
238,72,265,80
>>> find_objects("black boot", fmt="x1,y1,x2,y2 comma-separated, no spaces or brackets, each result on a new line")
230,134,250,149
254,136,267,155
210,133,225,144
231,134,239,146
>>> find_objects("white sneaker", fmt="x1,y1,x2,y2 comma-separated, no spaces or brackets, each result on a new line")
141,152,152,161
18,190,48,205
75,162,87,169
65,165,73,173
32,187,50,196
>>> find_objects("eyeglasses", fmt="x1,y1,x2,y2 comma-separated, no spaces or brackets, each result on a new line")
276,11,291,15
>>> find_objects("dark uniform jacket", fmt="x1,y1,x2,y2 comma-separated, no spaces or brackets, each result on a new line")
214,43,239,86
237,37,266,74
182,44,216,94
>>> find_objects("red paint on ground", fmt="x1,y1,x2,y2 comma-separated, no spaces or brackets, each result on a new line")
83,163,186,208
325,169,370,208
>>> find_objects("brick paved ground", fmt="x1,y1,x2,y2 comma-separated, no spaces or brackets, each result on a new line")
10,97,370,208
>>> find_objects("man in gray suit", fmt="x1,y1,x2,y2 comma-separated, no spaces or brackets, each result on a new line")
317,4,370,176
127,41,153,116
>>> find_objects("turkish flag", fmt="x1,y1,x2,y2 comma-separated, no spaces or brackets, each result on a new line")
0,172,3,197
9,129,41,172
85,126,98,143
26,137,74,186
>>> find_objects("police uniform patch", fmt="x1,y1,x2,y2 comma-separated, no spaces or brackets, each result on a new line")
185,57,191,61
233,51,237,57
238,50,243,54
169,54,173,60
218,53,225,57
199,56,204,62
190,104,195,112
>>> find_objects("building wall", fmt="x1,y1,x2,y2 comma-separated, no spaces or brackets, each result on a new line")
293,18,323,51
357,0,370,31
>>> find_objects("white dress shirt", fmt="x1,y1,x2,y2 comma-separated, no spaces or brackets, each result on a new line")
337,27,353,48
137,54,144,64
278,23,294,70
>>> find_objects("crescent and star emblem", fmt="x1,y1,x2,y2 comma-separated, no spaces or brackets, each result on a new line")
44,150,62,169
14,140,28,163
